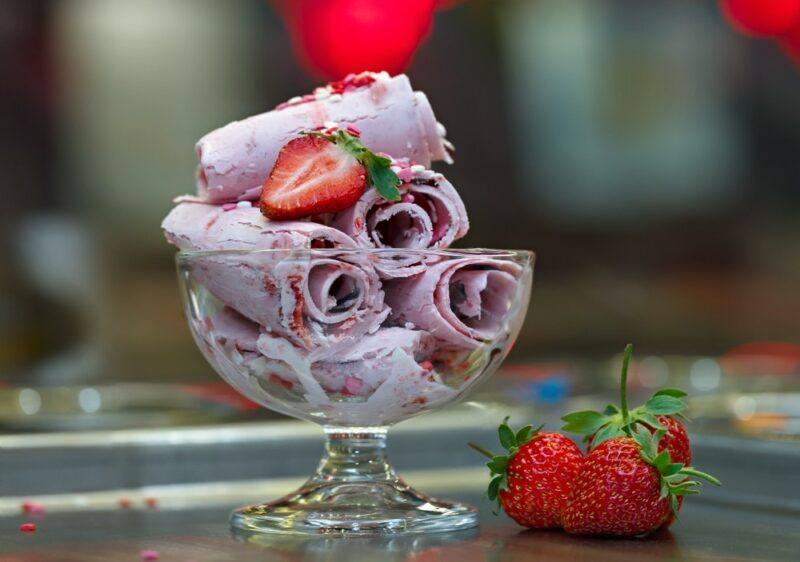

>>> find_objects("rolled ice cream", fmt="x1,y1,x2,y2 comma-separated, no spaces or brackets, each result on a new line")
198,307,454,422
385,258,522,350
163,201,357,252
196,72,452,203
328,158,469,277
163,202,389,350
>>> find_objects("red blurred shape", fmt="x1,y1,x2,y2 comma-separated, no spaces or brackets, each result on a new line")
719,0,800,37
289,0,435,80
780,20,800,65
500,363,571,380
180,382,260,411
721,341,800,376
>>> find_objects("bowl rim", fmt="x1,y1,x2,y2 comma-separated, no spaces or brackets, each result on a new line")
176,247,535,263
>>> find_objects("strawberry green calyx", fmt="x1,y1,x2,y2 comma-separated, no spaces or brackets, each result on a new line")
305,129,401,202
468,418,543,510
631,425,720,515
561,343,689,447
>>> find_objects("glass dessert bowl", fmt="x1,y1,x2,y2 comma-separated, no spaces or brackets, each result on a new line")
177,247,533,535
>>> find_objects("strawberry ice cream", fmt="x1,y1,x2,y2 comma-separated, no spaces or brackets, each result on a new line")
163,202,356,251
385,258,523,349
328,158,469,277
164,203,388,351
196,72,452,204
165,72,527,422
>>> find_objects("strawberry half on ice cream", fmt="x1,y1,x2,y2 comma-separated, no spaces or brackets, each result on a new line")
260,128,401,220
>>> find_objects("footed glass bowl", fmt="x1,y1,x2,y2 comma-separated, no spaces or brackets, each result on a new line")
177,248,533,535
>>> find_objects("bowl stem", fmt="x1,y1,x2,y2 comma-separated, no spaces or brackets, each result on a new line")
230,425,478,535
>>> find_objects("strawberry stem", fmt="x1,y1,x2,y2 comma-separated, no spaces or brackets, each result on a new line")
620,343,633,427
468,442,495,459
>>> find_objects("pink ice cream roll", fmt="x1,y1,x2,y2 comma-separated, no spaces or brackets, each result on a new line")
253,327,437,398
384,258,523,350
329,164,469,278
162,202,388,351
199,309,441,406
195,72,452,204
162,201,356,251
203,307,260,353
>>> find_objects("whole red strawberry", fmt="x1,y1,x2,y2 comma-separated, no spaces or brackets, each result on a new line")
469,420,583,529
563,428,719,536
562,344,691,465
563,437,668,535
656,414,691,466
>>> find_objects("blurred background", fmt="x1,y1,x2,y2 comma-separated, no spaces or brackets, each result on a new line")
1,0,799,434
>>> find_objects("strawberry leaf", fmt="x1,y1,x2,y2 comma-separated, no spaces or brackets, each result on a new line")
636,411,666,431
515,425,534,446
643,395,686,415
498,423,516,451
591,422,624,448
561,411,608,435
681,467,721,486
654,388,688,398
669,494,680,516
670,482,701,495
487,457,508,474
364,153,401,201
653,450,672,472
631,425,656,457
664,473,687,483
487,475,503,501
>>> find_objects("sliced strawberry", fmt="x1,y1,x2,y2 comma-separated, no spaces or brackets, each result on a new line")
260,135,367,220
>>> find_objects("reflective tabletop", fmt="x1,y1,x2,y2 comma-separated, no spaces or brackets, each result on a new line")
2,483,799,562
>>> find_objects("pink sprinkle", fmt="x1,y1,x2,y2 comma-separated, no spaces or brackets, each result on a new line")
140,550,159,561
345,125,361,137
21,501,46,516
222,203,237,211
401,194,415,204
20,522,36,533
397,168,414,183
420,361,434,371
344,376,364,395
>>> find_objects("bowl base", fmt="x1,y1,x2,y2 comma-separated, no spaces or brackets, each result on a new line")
230,479,478,536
